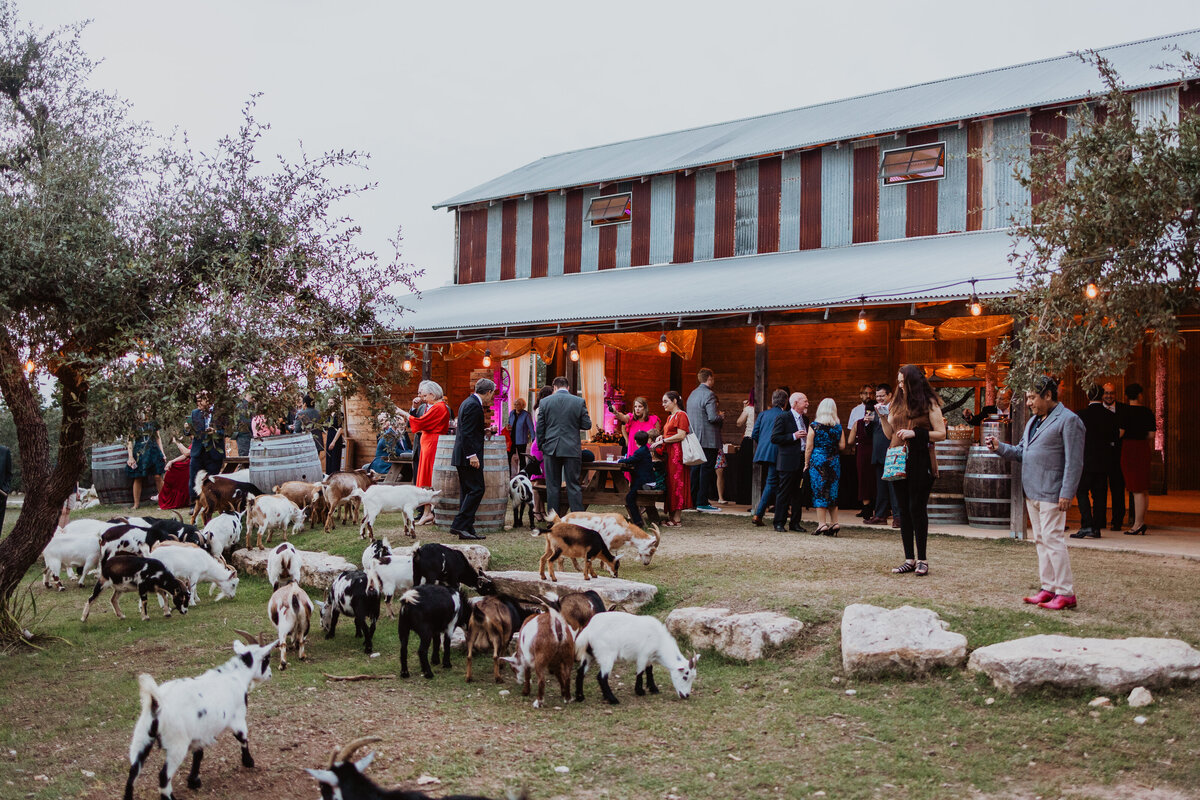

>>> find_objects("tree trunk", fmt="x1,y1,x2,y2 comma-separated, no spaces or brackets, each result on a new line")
0,335,88,643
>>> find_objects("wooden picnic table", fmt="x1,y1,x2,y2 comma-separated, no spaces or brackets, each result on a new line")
220,456,248,474
384,453,414,484
533,460,662,524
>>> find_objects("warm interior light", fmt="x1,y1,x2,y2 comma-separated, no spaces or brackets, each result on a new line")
1085,282,1099,299
969,295,983,316
569,347,579,362
482,348,492,368
754,324,765,345
657,334,669,355
402,358,412,372
857,309,868,332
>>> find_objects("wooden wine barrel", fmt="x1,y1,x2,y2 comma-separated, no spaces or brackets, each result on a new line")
927,493,967,525
431,435,509,531
249,433,323,493
932,439,970,494
91,443,134,505
964,444,1011,529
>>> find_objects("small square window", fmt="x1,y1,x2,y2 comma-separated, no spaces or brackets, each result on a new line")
880,142,946,185
586,192,632,226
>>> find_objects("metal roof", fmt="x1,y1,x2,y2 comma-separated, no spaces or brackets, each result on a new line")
436,29,1200,209
388,230,1020,335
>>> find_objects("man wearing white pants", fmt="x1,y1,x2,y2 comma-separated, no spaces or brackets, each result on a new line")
988,376,1085,611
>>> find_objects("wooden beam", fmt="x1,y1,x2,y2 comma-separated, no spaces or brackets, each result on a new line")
421,343,432,381
752,330,768,509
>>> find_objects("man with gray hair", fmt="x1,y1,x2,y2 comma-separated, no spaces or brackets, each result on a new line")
536,376,592,517
770,392,810,532
450,377,495,540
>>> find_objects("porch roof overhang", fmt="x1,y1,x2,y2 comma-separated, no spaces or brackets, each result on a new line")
388,229,1022,341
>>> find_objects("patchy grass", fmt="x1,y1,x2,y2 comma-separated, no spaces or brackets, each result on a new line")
1,504,1199,799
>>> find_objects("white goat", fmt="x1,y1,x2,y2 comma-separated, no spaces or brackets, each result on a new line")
574,611,699,705
360,538,414,618
350,485,441,539
246,494,306,549
267,541,303,590
41,529,103,590
268,582,314,670
124,633,275,800
201,511,243,560
149,542,240,604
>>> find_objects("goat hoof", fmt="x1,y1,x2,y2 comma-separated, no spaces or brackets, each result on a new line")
400,671,410,679
606,697,620,705
187,777,202,789
422,672,434,679
649,686,660,694
635,687,646,696
574,693,585,702
242,755,255,768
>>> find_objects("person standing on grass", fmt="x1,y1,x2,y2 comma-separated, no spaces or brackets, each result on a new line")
536,376,593,519
187,391,225,503
450,378,495,541
686,368,724,513
988,376,1085,611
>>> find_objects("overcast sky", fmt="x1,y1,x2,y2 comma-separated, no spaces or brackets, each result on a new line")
23,1,1200,292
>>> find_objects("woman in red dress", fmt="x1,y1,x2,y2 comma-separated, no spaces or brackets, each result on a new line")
157,439,193,511
396,379,451,525
655,390,692,527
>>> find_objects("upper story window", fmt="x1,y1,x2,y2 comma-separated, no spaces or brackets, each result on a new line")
880,142,946,185
586,192,632,226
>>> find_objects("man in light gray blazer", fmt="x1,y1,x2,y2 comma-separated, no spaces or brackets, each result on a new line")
536,376,593,516
988,377,1085,611
686,367,724,512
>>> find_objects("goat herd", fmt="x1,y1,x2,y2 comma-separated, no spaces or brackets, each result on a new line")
35,467,700,800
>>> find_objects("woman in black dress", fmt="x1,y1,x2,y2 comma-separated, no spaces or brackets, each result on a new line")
1120,383,1156,535
125,412,166,510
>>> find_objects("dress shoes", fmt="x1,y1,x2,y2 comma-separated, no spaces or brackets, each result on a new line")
453,529,486,540
751,514,765,527
1023,589,1056,605
1038,594,1077,610
788,523,808,533
891,519,901,529
863,516,886,525
1068,528,1100,539
773,524,786,532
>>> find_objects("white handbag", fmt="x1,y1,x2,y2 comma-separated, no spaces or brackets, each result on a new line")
681,432,706,466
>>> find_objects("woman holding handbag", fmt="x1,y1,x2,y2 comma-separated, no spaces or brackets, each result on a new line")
654,391,693,527
880,365,947,576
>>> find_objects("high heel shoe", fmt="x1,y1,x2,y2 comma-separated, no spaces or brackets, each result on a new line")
811,524,828,535
1123,524,1147,536
823,524,840,537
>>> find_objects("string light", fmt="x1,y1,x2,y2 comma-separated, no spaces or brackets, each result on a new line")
857,298,868,333
482,348,492,368
24,360,35,373
658,333,669,354
568,343,579,362
754,323,765,345
968,280,982,316
402,358,412,372
1085,282,1099,299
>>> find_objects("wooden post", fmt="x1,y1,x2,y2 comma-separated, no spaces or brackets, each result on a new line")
1008,317,1027,540
751,328,768,510
985,337,998,406
566,333,579,393
421,343,432,381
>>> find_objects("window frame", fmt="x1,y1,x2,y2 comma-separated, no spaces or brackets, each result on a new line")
879,141,947,186
585,191,633,227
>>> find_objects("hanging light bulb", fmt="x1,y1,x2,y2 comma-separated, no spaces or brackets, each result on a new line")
24,359,35,373
857,309,868,332
569,345,579,362
754,323,765,345
1085,282,1099,299
969,295,983,316
658,333,669,354
402,358,413,372
482,348,492,368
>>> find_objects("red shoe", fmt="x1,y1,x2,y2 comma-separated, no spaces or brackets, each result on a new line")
891,519,901,529
1038,594,1077,610
1023,589,1055,605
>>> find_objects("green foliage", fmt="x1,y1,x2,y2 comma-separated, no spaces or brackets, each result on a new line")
1002,50,1200,390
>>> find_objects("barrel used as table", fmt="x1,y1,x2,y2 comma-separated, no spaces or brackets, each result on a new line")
927,492,967,525
932,439,970,495
249,433,324,493
963,443,1011,529
91,443,134,505
431,435,509,531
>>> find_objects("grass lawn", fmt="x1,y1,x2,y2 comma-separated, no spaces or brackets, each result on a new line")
1,503,1199,800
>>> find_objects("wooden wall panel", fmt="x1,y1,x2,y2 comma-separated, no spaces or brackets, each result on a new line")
852,145,879,244
699,329,756,446
615,350,673,425
714,171,737,258
631,181,652,266
564,190,583,274
531,195,548,278
1167,331,1200,490
757,157,781,253
967,122,984,231
799,150,822,250
598,225,618,270
905,130,939,237
1029,109,1068,221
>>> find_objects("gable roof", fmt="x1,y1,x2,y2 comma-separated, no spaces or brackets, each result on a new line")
436,28,1200,210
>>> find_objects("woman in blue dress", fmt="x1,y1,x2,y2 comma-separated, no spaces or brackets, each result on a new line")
126,412,167,510
805,398,846,536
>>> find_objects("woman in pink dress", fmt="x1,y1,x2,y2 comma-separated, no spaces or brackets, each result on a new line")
655,391,692,527
612,396,661,456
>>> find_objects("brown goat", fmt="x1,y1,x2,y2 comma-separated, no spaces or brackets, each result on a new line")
190,471,257,524
320,471,377,533
274,480,325,529
465,596,522,683
552,590,607,633
537,522,620,582
506,609,576,708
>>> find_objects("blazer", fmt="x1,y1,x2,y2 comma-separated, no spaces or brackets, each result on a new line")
752,406,785,464
507,409,534,446
188,408,225,454
996,402,1086,504
617,445,656,489
452,395,485,467
771,410,808,472
0,444,12,495
1077,402,1119,472
685,383,722,449
535,390,592,458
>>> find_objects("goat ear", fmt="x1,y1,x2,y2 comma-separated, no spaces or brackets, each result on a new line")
304,768,337,785
354,751,376,771
690,653,700,668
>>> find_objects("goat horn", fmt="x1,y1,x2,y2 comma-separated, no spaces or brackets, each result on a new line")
334,736,382,765
170,509,184,523
650,523,661,544
232,629,258,645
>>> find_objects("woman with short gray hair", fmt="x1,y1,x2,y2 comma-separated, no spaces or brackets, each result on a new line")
395,379,451,525
417,380,443,400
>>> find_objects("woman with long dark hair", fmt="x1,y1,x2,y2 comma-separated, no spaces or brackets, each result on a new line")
1120,383,1156,535
654,390,692,527
880,365,947,576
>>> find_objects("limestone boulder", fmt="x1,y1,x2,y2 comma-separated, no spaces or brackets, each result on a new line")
968,635,1200,694
484,570,657,613
840,604,968,677
665,607,803,661
232,548,356,592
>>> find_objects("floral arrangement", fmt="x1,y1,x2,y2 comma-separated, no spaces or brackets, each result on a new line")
588,430,624,445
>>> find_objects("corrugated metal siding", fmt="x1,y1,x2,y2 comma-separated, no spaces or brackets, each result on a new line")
631,181,652,266
455,210,469,283
673,172,696,263
1029,109,1068,221
714,169,737,258
799,150,821,250
531,195,548,278
485,204,503,281
500,200,517,280
694,169,716,261
615,218,631,269
852,143,879,243
734,161,759,256
967,122,983,231
905,130,938,237
563,190,583,274
580,187,601,271
878,135,907,240
650,175,675,264
1132,86,1180,127
821,145,852,248
779,155,802,252
757,157,781,253
598,224,618,270
547,193,566,276
983,114,1030,228
515,199,533,278
938,125,968,233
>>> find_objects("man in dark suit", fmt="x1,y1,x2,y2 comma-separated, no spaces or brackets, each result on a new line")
865,383,902,527
187,391,225,502
749,389,789,526
0,443,12,535
1101,382,1127,530
770,392,810,532
1072,384,1119,539
535,376,593,517
450,378,495,540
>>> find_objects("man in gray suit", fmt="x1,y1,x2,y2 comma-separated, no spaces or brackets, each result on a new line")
686,367,724,513
536,376,592,517
988,376,1085,612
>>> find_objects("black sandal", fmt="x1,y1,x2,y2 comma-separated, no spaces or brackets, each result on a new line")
823,524,840,537
891,560,916,574
811,525,828,536
915,561,929,576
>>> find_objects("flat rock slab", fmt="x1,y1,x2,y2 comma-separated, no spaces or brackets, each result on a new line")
395,543,490,574
841,604,968,677
968,635,1200,694
232,548,356,592
485,570,657,613
665,607,803,660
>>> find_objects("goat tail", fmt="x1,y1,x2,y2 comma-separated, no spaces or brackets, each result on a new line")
349,486,366,499
546,607,570,645
573,627,592,663
136,673,159,714
193,471,209,497
399,588,420,606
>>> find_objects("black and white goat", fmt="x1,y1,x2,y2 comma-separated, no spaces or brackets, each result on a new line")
124,631,275,800
200,511,244,560
412,542,492,592
305,737,514,800
361,538,413,619
396,584,470,679
573,611,698,705
319,570,383,654
81,554,190,622
508,473,536,531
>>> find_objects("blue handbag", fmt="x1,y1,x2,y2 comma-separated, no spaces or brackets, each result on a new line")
882,444,908,481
